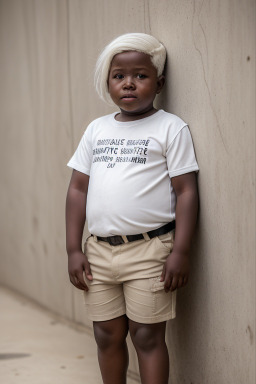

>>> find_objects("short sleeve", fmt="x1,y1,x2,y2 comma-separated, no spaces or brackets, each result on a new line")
67,126,93,175
166,125,199,178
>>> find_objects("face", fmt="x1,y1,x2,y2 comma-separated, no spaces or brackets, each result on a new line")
108,51,165,121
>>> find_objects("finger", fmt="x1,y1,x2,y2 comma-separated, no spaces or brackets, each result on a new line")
69,275,87,291
177,276,184,288
170,276,179,291
183,276,189,286
160,264,166,282
84,262,93,280
76,272,89,291
76,281,88,291
164,275,172,292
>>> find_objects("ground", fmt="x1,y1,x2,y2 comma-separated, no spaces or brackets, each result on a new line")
0,285,139,384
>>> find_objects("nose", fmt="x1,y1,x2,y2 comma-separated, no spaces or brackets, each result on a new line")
123,76,135,89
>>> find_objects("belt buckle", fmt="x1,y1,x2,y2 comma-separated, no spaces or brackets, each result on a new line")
107,236,124,246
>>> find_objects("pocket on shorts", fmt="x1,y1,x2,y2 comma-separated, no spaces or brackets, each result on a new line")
149,276,176,318
150,276,165,292
155,230,174,251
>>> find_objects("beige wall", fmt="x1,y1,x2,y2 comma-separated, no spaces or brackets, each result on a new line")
0,0,255,383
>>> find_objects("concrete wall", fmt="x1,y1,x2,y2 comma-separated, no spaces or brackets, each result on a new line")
0,0,255,383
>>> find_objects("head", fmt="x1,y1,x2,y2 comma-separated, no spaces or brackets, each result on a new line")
95,33,166,105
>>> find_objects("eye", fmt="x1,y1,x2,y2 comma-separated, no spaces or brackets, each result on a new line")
114,74,124,79
137,74,147,79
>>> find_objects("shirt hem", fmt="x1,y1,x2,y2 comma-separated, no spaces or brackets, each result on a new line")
67,161,90,175
169,165,199,178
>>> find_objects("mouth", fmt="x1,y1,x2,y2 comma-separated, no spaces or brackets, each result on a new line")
121,94,137,100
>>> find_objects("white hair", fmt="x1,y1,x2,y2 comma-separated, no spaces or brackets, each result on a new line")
94,33,166,104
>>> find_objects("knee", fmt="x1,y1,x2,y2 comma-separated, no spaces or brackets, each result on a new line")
93,319,128,351
130,324,165,352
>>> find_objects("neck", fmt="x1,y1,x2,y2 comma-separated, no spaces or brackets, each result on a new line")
115,106,158,122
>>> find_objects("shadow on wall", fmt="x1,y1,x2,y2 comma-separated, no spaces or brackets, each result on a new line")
154,55,172,113
166,218,211,381
156,74,209,380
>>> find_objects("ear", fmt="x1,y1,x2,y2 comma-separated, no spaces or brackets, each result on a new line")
156,75,165,94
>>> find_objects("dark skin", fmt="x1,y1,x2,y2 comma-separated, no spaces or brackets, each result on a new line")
107,50,165,121
66,51,198,384
66,170,198,292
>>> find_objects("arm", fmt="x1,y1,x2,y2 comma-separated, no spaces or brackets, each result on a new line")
66,169,92,291
160,171,198,292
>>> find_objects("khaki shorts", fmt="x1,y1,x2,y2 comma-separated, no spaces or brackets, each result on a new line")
83,230,176,324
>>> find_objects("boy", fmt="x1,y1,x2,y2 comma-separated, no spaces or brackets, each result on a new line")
66,33,199,384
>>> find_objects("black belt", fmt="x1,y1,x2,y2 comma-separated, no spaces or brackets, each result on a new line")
95,221,175,246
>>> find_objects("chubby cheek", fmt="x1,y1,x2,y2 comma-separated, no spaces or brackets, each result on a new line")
108,82,118,97
108,90,119,102
107,79,114,94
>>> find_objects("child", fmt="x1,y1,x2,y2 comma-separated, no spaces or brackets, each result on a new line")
66,33,199,384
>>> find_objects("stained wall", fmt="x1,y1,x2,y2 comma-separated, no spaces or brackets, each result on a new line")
0,1,255,383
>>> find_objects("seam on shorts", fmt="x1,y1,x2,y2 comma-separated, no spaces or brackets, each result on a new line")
127,310,176,324
87,309,126,322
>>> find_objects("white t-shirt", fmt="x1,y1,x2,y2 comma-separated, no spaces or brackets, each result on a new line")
67,110,199,236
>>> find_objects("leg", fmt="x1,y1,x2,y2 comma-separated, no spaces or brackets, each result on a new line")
129,319,169,384
93,315,129,384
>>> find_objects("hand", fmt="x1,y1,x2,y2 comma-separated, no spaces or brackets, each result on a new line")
68,251,93,291
160,250,189,292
